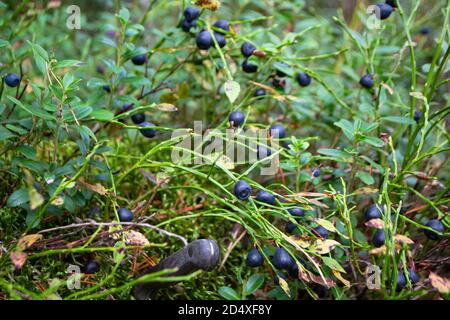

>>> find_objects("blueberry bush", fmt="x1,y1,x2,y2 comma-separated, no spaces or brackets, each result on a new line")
0,0,449,300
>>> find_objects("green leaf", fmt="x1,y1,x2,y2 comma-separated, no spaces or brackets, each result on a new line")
91,109,114,121
317,148,351,160
123,76,151,87
117,7,130,25
381,116,416,125
223,80,240,104
7,188,30,207
6,96,55,120
0,125,16,140
218,287,240,300
53,60,83,69
244,273,264,295
356,171,375,185
0,39,10,47
361,136,385,148
334,119,354,140
322,256,346,273
87,78,109,88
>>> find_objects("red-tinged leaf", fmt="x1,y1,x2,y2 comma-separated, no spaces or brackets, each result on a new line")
11,251,27,269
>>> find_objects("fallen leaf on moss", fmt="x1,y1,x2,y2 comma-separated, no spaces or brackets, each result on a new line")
429,272,450,294
17,234,43,250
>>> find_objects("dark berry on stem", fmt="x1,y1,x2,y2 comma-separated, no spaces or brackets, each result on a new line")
131,113,146,124
407,269,420,284
84,260,99,274
257,145,272,160
413,111,422,123
313,225,329,239
254,88,266,97
288,207,304,217
273,248,295,269
5,73,20,87
184,7,200,22
376,3,394,20
312,168,321,178
424,219,444,240
360,74,374,89
234,180,252,200
289,262,299,278
296,72,311,87
213,32,226,48
396,271,406,288
372,229,385,247
118,207,133,222
213,20,229,33
385,0,397,8
255,190,276,205
139,121,157,138
196,30,213,50
241,42,256,57
102,85,111,93
242,59,258,73
229,111,245,128
131,54,147,66
419,27,431,35
246,248,264,267
364,204,384,221
285,221,297,234
270,124,286,139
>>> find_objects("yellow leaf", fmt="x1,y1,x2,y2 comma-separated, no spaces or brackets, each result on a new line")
277,277,291,298
291,235,310,248
29,187,44,210
315,219,336,233
429,272,450,294
156,103,178,112
79,182,108,195
314,239,340,255
332,270,351,288
17,234,43,251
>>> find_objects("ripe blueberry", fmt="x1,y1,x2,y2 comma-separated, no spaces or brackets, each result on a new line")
213,32,226,48
385,0,397,8
407,268,420,284
234,180,252,200
272,247,295,269
413,111,422,123
396,271,406,288
360,74,374,89
255,190,276,205
242,59,258,73
285,221,297,234
229,111,245,128
313,225,329,239
5,73,20,87
424,219,444,240
246,248,264,267
296,72,311,87
131,54,147,66
364,204,384,221
288,262,299,278
213,20,229,34
241,42,256,57
270,124,286,139
139,121,157,138
376,3,394,20
288,207,305,217
118,207,134,222
196,30,213,50
181,19,196,32
312,168,321,178
372,229,385,247
103,85,111,93
257,145,272,160
132,113,146,124
419,27,431,35
254,88,266,97
184,6,200,22
85,260,99,274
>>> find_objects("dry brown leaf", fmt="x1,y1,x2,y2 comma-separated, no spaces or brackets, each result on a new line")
79,181,108,195
429,272,450,294
365,218,384,229
195,0,221,11
314,239,340,255
393,234,414,245
124,230,150,246
291,235,311,248
310,274,335,288
17,234,43,251
156,103,178,112
10,251,27,269
381,82,394,95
